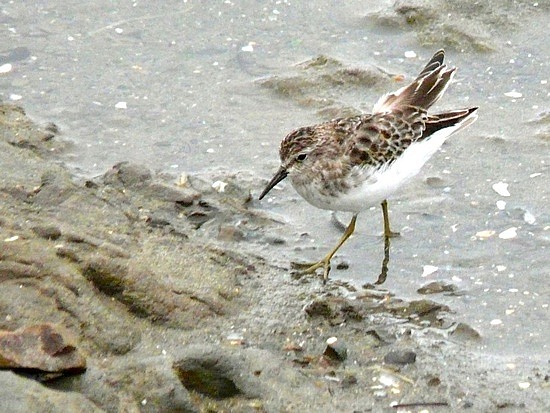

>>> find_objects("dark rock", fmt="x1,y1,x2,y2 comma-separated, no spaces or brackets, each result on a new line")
340,373,358,388
323,337,348,362
417,281,458,295
55,246,81,262
427,376,441,386
176,364,241,399
173,346,262,400
336,261,349,270
304,299,333,318
0,324,86,373
425,176,446,187
31,224,62,240
383,350,417,365
449,322,482,341
103,162,152,187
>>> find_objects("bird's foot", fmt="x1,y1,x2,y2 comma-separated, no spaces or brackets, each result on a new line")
291,259,332,284
384,230,400,239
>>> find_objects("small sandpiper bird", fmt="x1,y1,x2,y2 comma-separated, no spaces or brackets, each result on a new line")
259,50,478,282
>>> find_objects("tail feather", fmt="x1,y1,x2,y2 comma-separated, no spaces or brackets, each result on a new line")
373,50,455,114
416,49,445,78
423,107,479,140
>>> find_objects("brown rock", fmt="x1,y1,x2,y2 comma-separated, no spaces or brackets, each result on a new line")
0,324,86,372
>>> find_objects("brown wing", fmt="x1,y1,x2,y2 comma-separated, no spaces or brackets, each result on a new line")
344,109,427,168
344,107,479,169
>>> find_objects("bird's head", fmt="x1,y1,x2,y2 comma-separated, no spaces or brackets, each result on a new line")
259,127,317,200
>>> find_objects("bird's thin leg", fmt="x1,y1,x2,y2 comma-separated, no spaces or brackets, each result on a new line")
301,214,358,283
381,200,400,239
374,232,391,285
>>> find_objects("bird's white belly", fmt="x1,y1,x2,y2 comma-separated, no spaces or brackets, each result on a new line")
294,169,406,212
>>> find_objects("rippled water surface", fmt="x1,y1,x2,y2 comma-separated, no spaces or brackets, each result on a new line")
1,1,548,360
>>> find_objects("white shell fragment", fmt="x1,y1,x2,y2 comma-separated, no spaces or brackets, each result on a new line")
326,336,338,345
404,50,417,58
475,230,495,239
498,227,517,240
115,101,127,109
518,382,530,389
504,91,522,98
241,43,254,52
421,265,438,277
523,211,536,225
490,319,502,326
0,63,13,74
496,200,506,210
492,182,510,197
378,374,399,387
212,180,227,193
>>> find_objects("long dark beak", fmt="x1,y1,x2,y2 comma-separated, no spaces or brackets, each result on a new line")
259,167,288,200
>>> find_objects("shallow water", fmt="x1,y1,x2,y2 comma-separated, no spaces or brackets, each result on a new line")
1,0,548,362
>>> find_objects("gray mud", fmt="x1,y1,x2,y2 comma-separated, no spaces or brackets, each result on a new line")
0,104,547,411
1,0,549,412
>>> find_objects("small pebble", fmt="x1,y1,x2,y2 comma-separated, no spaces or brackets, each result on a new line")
384,350,416,365
323,337,347,362
417,281,457,295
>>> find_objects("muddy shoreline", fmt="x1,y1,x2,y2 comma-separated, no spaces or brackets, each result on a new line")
1,103,547,412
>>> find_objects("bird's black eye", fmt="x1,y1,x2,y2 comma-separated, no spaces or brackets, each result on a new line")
296,153,307,162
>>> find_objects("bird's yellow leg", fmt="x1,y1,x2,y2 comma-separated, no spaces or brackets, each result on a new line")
381,200,400,239
300,214,358,283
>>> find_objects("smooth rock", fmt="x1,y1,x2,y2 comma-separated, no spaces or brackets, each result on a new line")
0,324,86,373
0,371,104,413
